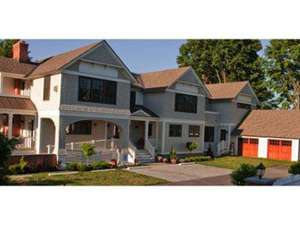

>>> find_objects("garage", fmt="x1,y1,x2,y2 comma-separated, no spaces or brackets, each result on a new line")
267,139,291,161
241,138,258,157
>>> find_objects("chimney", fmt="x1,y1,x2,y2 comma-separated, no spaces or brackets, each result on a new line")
13,40,30,63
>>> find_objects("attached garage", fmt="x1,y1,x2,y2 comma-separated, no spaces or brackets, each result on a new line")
267,139,292,161
241,138,258,158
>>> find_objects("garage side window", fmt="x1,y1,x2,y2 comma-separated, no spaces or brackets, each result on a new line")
169,124,182,137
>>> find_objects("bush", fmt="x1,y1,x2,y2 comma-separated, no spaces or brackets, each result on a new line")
231,163,257,185
8,157,29,175
77,163,92,172
81,143,95,165
186,142,198,152
92,161,111,170
183,156,211,162
65,162,78,171
288,162,300,174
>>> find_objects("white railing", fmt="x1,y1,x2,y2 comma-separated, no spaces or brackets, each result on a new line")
218,141,230,155
128,141,137,163
65,138,119,152
15,137,35,150
145,139,155,158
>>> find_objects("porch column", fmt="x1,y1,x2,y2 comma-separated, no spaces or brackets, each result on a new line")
144,120,149,144
228,125,232,152
35,117,42,154
161,121,166,153
8,113,13,139
155,121,159,149
201,123,205,153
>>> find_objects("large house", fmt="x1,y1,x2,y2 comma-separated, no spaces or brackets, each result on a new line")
1,40,297,164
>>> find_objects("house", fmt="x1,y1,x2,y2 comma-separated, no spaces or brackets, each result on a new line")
237,110,300,161
0,40,261,164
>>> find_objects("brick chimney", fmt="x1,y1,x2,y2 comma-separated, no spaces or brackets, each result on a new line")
13,40,30,63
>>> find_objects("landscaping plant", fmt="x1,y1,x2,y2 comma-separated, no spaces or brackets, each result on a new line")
288,162,300,175
8,157,29,175
169,147,177,164
231,163,257,185
92,161,111,170
186,142,198,152
81,143,96,165
0,133,18,182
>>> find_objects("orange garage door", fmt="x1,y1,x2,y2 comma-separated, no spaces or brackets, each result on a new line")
242,138,258,157
268,139,291,161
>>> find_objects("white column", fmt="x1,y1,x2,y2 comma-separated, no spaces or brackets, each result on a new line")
54,118,60,155
145,120,149,143
228,125,231,151
35,117,41,154
104,121,108,150
155,121,159,149
161,121,166,153
201,124,205,152
8,114,13,139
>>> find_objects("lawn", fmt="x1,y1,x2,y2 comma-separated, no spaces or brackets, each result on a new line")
197,156,293,170
6,169,167,186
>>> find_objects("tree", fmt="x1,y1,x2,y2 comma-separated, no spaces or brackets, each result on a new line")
265,40,300,109
177,40,272,107
0,39,19,58
81,143,95,165
0,134,18,183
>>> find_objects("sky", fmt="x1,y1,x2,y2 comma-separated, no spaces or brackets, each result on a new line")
26,39,269,73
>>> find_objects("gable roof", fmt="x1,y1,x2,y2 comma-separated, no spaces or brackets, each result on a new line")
136,67,191,89
0,56,36,76
27,41,101,79
238,110,300,139
131,105,159,117
206,81,249,100
0,96,36,112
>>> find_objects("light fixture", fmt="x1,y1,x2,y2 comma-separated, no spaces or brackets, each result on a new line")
256,163,266,179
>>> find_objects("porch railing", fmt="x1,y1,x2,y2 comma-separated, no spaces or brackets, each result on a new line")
128,141,137,163
145,139,155,158
65,138,119,152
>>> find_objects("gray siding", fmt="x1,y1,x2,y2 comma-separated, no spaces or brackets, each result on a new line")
60,73,130,110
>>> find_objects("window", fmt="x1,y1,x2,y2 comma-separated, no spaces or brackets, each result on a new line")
78,77,117,104
67,121,92,135
269,139,280,145
237,103,251,109
189,125,200,137
220,129,227,141
130,91,136,108
169,124,182,137
204,126,214,142
281,140,292,146
148,123,153,137
175,93,197,113
43,76,51,100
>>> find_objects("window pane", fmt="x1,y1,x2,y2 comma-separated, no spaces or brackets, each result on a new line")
79,77,91,101
175,93,197,113
220,129,227,141
169,124,182,137
189,125,200,137
204,126,214,142
68,121,92,135
43,76,51,100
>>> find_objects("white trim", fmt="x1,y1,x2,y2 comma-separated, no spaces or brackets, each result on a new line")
1,72,27,79
160,118,205,125
0,93,30,98
241,135,296,141
131,109,151,117
60,104,130,115
80,58,123,69
219,123,236,127
166,88,205,97
63,70,130,84
60,111,129,120
0,109,36,116
161,121,166,153
205,110,219,115
130,116,159,122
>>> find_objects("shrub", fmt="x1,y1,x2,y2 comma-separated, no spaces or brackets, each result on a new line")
288,162,300,175
186,142,198,152
92,161,111,170
8,157,29,175
77,163,92,172
65,162,78,171
0,134,18,182
169,147,177,159
81,143,96,165
231,163,257,185
184,156,211,162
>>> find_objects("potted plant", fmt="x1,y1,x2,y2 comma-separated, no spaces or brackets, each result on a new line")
186,141,198,152
157,154,163,162
169,147,177,164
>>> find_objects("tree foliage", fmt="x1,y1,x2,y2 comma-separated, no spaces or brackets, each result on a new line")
177,40,273,107
265,40,300,109
0,39,19,58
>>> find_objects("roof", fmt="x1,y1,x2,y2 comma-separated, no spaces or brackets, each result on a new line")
0,96,36,112
131,105,159,117
206,81,249,100
0,56,36,75
136,67,190,89
27,41,101,79
238,110,300,139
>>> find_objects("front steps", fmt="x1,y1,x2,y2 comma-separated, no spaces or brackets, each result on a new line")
136,149,155,164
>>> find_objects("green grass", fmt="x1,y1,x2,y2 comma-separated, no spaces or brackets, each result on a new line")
197,156,293,170
6,170,167,186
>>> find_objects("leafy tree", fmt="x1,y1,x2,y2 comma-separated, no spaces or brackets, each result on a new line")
177,40,272,107
265,40,300,109
81,143,95,165
0,39,19,57
0,133,18,182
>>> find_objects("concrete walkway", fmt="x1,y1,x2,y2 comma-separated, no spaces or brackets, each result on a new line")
128,163,232,183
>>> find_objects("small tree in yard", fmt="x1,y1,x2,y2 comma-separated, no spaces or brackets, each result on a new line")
0,133,18,183
81,143,95,165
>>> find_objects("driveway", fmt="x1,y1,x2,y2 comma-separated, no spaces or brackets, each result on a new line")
128,163,232,185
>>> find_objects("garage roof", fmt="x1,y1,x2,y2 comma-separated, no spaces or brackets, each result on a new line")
238,110,300,139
